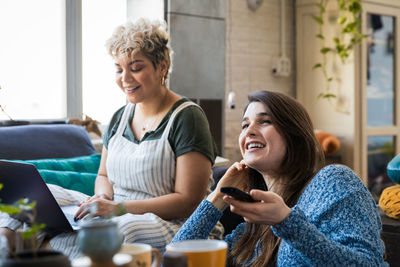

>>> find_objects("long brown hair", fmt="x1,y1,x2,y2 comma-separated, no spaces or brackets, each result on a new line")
228,91,325,266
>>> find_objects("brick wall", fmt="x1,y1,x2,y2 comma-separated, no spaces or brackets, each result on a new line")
224,0,296,162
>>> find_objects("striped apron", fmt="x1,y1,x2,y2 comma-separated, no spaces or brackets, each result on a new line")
50,101,200,259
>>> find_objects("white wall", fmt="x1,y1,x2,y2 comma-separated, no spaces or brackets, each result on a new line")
224,0,296,162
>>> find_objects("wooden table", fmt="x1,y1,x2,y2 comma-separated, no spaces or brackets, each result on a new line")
379,210,400,267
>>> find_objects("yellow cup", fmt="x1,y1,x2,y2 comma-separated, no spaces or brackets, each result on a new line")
166,240,227,267
120,243,162,267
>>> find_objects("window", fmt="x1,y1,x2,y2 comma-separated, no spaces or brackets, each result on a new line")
82,0,127,124
0,0,164,124
0,0,66,120
82,0,165,124
361,4,400,200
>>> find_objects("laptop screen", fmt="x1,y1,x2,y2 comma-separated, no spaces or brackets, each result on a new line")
0,160,75,235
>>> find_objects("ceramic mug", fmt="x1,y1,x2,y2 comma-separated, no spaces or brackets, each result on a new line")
165,240,227,267
77,218,124,263
119,243,162,267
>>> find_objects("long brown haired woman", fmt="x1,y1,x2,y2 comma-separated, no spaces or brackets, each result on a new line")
172,90,388,266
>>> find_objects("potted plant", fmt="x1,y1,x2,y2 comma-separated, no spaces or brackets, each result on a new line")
0,184,71,267
311,0,367,111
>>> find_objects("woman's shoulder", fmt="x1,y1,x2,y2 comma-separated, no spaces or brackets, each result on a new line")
311,164,364,190
299,164,372,211
167,97,217,163
171,98,205,116
170,98,209,129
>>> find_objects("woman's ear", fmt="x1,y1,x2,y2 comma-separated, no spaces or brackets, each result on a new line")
159,60,168,76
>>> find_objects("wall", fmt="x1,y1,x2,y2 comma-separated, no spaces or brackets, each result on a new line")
166,0,225,99
296,0,356,171
166,0,296,162
224,0,296,162
166,0,226,154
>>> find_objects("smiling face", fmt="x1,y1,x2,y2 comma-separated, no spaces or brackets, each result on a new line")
239,102,286,175
114,52,166,104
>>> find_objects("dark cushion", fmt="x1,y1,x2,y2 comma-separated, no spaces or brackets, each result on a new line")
0,124,96,160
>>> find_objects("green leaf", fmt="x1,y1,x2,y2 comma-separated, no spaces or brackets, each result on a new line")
335,44,344,52
15,199,36,211
338,0,345,9
317,93,337,99
0,205,21,215
343,21,358,33
349,2,362,13
15,198,29,205
339,50,349,58
21,223,45,240
320,47,330,54
316,34,324,39
323,93,337,99
338,16,347,25
333,37,340,44
312,15,323,24
314,3,325,13
346,44,354,50
312,63,322,69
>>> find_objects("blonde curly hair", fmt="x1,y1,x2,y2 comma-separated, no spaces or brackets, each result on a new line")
105,18,173,80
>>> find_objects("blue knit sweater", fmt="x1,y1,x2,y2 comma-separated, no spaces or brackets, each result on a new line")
172,165,388,266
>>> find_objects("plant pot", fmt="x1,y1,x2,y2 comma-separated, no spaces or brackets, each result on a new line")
3,249,71,267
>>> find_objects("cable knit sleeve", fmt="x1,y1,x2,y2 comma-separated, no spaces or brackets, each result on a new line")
271,165,388,266
171,200,223,242
171,200,247,254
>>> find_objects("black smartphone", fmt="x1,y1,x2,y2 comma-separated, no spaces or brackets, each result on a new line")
220,187,256,202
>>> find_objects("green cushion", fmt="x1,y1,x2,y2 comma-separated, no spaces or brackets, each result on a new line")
15,154,101,195
387,153,400,184
23,153,101,173
39,170,96,196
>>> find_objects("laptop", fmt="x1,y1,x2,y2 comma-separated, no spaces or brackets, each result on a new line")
0,160,81,236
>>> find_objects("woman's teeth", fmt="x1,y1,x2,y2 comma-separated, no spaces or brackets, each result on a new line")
126,85,140,91
248,143,265,149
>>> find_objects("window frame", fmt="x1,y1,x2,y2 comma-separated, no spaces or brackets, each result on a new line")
66,0,82,119
359,2,400,184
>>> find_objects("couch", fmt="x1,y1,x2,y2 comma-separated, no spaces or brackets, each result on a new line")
0,124,241,236
0,124,99,195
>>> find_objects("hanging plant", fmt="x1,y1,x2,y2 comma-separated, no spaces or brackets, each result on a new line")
312,0,367,104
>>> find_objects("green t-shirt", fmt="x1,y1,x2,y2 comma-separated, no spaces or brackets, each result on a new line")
102,98,218,165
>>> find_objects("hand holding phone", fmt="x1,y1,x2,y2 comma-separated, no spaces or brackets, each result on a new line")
220,187,257,202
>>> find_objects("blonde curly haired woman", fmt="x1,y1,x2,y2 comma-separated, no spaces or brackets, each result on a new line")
0,18,222,259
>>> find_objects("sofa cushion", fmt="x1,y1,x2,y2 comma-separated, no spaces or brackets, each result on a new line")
22,153,101,173
0,124,96,160
39,170,96,196
15,153,101,196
